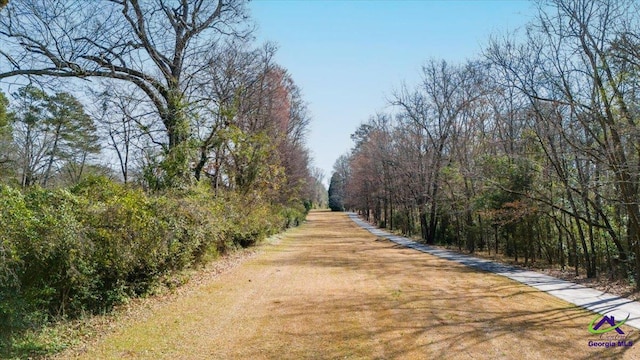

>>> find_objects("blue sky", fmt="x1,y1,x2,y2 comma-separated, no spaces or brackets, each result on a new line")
249,0,536,185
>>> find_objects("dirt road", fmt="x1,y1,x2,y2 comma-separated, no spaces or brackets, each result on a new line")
68,211,640,359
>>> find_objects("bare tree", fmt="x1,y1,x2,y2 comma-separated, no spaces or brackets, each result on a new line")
89,83,151,184
0,0,250,186
393,60,483,244
308,167,328,209
485,0,640,280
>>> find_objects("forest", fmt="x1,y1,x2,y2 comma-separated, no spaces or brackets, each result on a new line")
0,0,326,348
329,0,640,288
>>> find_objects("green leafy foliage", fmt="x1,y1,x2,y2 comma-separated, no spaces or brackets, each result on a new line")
0,185,31,328
0,91,17,183
7,86,100,187
0,176,307,352
478,155,535,211
0,91,8,129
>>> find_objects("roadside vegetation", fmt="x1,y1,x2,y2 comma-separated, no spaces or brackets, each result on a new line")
0,179,310,358
331,0,640,289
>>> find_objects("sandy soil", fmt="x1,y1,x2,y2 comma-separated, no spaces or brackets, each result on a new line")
61,211,640,359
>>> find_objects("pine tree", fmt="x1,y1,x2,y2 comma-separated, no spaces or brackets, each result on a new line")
328,172,345,212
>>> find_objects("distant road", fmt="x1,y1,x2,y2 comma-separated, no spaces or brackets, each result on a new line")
67,211,640,359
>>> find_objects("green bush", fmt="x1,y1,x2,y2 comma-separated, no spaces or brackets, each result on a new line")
280,203,307,229
0,186,97,328
0,185,32,329
22,188,97,319
0,176,308,337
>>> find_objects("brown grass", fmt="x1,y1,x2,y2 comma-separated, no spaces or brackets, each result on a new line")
57,211,640,359
427,240,640,302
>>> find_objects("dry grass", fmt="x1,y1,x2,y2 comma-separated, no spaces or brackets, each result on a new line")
56,211,640,359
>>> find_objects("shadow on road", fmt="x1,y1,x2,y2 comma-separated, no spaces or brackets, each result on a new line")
249,211,640,359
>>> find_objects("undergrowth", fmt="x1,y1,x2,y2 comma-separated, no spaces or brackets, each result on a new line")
0,176,307,359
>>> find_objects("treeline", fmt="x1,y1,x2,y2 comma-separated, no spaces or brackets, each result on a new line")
332,0,640,286
0,0,326,346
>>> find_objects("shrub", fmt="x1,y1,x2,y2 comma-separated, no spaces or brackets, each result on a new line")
0,185,32,329
0,186,98,328
0,176,308,339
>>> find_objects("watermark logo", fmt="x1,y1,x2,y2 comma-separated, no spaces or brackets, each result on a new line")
588,313,629,335
587,313,634,348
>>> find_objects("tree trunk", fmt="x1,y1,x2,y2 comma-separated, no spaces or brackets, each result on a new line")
419,207,428,243
159,95,192,188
